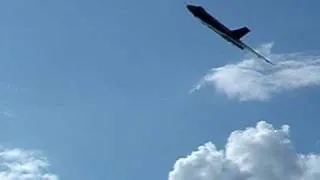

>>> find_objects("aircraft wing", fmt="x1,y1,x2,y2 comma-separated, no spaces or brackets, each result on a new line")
242,43,275,65
194,16,274,65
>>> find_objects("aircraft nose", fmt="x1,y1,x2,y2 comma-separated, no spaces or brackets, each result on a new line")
186,4,195,11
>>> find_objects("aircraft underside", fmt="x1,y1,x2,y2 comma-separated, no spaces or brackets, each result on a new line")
203,22,246,50
202,20,274,64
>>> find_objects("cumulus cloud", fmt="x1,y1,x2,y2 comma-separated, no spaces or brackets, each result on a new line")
191,43,320,101
0,147,59,180
168,121,320,180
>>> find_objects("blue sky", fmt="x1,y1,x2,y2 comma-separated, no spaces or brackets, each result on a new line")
1,0,320,179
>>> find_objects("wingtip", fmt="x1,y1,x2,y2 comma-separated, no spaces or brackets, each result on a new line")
263,58,274,65
260,55,275,65
266,59,275,65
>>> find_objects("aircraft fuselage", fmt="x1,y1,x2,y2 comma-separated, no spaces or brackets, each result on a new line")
186,5,246,49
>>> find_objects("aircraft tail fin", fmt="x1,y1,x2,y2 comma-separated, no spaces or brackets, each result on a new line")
231,27,250,39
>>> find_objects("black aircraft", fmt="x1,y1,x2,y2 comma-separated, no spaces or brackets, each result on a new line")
186,4,274,65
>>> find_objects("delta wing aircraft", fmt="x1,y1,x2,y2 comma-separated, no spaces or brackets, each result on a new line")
186,4,274,65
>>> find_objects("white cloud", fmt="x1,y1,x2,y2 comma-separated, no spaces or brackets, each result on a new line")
191,43,320,101
0,147,59,180
168,121,320,180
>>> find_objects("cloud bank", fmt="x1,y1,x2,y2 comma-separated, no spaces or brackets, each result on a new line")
168,121,320,180
0,147,59,180
191,43,320,101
